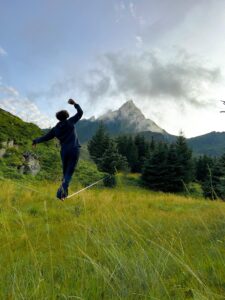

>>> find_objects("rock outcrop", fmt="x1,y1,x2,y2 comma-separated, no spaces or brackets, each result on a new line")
0,140,19,158
19,152,40,176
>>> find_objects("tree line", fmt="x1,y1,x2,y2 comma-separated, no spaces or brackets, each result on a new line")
88,123,225,199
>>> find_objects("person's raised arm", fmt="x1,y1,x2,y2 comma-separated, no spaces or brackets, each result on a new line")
32,128,55,146
68,98,83,124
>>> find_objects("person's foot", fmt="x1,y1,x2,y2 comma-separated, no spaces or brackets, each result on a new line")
56,185,68,201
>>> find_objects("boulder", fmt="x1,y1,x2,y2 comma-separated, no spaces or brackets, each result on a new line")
18,165,25,174
20,152,40,176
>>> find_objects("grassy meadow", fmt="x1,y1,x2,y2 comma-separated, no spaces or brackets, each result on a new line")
0,176,225,299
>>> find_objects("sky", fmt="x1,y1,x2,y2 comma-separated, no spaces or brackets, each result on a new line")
1,0,225,137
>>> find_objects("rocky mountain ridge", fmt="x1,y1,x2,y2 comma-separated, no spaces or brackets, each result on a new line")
76,100,166,142
98,100,165,133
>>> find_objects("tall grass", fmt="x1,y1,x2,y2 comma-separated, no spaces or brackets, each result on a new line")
0,178,225,299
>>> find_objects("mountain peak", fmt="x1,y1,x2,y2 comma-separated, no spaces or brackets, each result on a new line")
120,99,135,107
119,100,139,112
98,100,165,134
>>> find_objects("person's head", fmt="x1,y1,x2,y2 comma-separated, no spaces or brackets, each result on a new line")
56,110,69,121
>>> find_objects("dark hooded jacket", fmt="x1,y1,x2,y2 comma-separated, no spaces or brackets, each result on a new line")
33,104,83,150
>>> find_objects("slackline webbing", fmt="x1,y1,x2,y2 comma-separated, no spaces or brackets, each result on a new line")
0,174,110,199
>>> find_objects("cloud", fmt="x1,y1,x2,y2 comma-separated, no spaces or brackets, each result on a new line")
121,0,207,44
0,84,19,97
0,80,54,128
82,50,221,109
114,1,126,23
135,35,143,48
0,46,7,56
82,69,111,100
114,1,138,23
129,2,136,18
27,72,82,107
29,48,223,123
0,97,55,128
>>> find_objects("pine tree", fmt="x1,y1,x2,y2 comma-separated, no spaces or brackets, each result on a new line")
126,137,139,172
116,135,129,157
141,143,168,191
87,122,110,166
141,136,194,193
150,138,155,151
165,143,181,192
202,157,225,200
99,139,129,175
116,135,139,172
134,134,150,172
195,155,214,183
175,134,194,189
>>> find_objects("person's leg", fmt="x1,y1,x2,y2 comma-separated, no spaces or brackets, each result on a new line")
62,148,80,191
61,150,68,178
57,150,70,200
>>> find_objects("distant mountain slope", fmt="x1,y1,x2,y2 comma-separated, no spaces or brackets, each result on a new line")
138,131,177,143
140,130,225,157
77,100,166,143
187,131,225,156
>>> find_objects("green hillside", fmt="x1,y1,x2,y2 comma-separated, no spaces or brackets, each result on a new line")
0,108,103,185
0,108,42,144
0,177,225,299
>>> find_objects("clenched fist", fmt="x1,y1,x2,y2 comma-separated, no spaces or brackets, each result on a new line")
68,99,76,105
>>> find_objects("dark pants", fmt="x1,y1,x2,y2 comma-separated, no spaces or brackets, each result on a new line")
61,147,80,190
